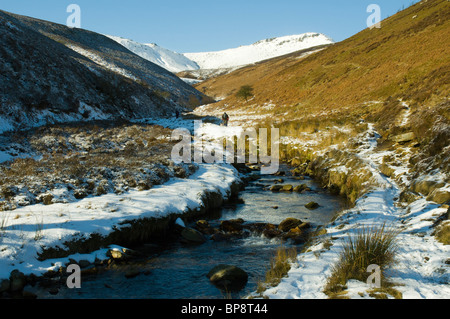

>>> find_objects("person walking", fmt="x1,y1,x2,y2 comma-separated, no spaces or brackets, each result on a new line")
222,112,229,127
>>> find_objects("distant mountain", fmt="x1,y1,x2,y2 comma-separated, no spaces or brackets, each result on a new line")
0,10,207,134
184,33,334,70
106,35,200,73
107,33,334,79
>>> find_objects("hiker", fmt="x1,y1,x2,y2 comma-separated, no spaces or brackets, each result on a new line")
222,112,229,127
175,110,180,119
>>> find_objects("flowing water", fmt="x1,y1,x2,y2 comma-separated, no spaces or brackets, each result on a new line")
34,165,344,299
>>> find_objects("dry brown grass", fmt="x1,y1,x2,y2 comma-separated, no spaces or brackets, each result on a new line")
256,246,297,294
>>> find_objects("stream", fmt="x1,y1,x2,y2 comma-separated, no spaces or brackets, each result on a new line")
32,165,344,299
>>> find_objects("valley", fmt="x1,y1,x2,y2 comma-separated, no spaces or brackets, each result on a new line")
0,0,448,300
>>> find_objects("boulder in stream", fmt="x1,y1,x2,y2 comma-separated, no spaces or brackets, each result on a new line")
181,227,206,244
207,265,248,291
305,202,320,210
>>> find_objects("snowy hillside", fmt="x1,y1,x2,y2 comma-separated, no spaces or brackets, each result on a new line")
0,11,207,134
106,35,199,73
184,33,334,70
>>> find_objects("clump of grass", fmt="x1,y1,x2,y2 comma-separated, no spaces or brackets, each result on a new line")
435,222,450,245
324,223,399,296
256,246,297,294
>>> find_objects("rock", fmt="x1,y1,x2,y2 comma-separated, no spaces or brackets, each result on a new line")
107,247,141,261
195,220,216,235
42,193,54,205
207,265,248,291
282,227,307,244
262,227,282,239
399,190,421,204
211,232,233,242
427,189,450,205
0,279,10,294
278,218,303,232
73,189,88,199
9,270,27,293
392,132,415,144
305,202,320,210
181,227,206,244
125,269,141,279
380,163,395,178
293,184,307,193
220,219,245,233
411,180,443,196
271,206,279,209
281,185,293,192
270,185,283,192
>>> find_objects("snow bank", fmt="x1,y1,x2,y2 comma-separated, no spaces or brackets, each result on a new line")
0,163,240,280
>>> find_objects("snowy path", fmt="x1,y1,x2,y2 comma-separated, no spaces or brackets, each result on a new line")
262,122,449,299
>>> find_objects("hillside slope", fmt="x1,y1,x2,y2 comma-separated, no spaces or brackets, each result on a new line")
195,0,449,204
0,10,207,134
197,0,449,126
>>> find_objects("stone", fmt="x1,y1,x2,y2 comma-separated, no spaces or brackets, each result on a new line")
270,185,283,192
278,218,303,232
399,190,421,204
305,202,320,210
181,227,206,244
293,184,307,193
220,219,245,233
280,185,293,192
392,132,415,144
411,180,443,196
9,270,26,293
42,193,54,205
262,228,282,239
124,269,141,279
427,189,450,205
0,279,10,294
207,265,248,291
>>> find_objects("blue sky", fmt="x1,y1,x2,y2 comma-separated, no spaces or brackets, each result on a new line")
0,0,417,52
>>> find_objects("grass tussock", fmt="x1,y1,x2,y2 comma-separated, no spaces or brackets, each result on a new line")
256,246,297,294
324,223,399,296
435,222,450,245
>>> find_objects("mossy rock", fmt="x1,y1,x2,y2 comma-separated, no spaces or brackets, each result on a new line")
270,185,283,192
181,227,206,244
427,189,450,205
281,185,294,192
305,202,320,210
207,265,248,291
293,184,307,193
278,218,303,232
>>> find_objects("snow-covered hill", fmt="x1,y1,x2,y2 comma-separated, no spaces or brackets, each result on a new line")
184,33,334,70
106,35,199,73
108,33,334,74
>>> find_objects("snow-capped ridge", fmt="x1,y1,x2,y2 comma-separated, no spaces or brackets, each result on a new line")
183,32,334,70
106,35,200,73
